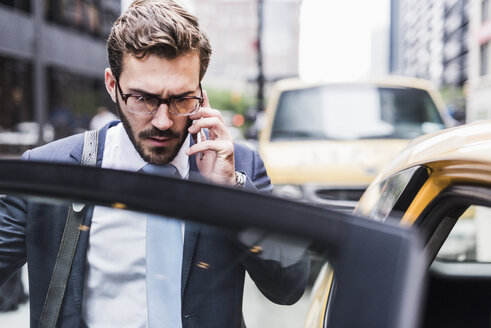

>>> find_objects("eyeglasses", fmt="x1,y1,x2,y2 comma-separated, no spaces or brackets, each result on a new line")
116,80,204,116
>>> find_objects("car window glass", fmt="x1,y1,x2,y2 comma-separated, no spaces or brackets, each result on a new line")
270,85,445,141
436,205,491,262
0,193,315,327
356,166,430,222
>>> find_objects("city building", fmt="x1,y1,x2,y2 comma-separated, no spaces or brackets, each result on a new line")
191,0,301,107
390,0,469,89
0,0,120,151
466,0,491,121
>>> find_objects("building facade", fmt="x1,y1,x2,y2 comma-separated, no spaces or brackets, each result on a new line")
192,0,301,97
0,0,120,151
390,0,469,88
466,0,491,121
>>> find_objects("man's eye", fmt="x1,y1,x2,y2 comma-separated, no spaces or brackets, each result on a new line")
135,96,146,102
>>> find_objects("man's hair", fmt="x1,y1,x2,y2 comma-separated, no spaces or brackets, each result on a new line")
107,0,212,81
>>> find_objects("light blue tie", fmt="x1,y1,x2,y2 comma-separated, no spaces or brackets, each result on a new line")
141,164,183,328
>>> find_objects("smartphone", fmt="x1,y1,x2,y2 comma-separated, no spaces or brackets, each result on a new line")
196,127,204,160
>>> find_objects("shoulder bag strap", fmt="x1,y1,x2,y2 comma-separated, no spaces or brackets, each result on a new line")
38,129,99,328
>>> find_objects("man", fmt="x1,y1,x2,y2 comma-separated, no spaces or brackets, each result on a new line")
0,1,309,327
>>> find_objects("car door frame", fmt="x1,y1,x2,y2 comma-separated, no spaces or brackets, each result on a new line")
408,184,491,327
415,185,491,265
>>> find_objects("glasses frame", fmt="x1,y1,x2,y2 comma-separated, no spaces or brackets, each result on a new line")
116,80,204,116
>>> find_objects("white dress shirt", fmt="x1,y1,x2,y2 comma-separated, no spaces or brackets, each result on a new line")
81,123,189,327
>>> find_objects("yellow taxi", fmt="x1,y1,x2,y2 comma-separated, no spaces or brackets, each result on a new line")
259,76,449,212
305,120,491,328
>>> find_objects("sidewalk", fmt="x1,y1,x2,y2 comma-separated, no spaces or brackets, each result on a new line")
0,266,29,327
0,301,29,327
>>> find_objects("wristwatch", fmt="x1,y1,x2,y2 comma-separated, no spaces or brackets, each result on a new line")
234,171,246,189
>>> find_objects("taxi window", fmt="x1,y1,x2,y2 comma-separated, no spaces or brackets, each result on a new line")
0,193,313,327
355,165,430,222
436,205,491,262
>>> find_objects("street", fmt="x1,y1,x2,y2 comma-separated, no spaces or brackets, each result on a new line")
243,274,311,328
0,266,29,327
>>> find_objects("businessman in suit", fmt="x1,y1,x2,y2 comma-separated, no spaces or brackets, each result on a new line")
0,0,310,327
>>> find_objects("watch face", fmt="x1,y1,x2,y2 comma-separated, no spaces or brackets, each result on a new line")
235,171,246,188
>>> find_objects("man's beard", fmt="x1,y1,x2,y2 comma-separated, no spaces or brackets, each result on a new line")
116,102,191,165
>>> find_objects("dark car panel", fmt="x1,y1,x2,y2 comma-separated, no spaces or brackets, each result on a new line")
0,160,426,328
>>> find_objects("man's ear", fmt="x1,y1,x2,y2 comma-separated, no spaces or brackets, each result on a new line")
105,68,117,103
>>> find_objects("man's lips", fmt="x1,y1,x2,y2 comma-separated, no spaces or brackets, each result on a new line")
146,136,172,146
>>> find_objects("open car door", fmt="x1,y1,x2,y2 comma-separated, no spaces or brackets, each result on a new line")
0,161,426,328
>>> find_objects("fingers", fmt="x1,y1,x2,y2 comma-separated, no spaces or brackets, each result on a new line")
188,117,229,139
188,88,231,140
189,106,225,124
190,90,225,123
186,139,234,158
188,88,236,186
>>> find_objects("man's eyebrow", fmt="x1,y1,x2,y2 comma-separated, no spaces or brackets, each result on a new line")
128,88,196,98
127,88,160,97
171,90,195,98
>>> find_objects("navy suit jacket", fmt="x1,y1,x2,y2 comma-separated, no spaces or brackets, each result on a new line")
0,122,310,327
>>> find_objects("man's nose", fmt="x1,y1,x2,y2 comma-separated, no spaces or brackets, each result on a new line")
151,104,173,130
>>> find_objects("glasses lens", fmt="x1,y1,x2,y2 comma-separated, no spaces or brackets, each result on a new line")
144,97,159,112
172,98,199,115
126,96,157,114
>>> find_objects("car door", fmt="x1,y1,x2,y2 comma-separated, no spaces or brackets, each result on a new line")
413,185,491,328
0,160,425,328
305,165,431,328
361,164,491,328
354,162,491,328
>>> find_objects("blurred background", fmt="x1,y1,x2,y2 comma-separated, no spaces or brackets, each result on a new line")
0,0,488,156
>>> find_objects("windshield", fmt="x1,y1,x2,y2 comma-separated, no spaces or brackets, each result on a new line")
270,85,445,141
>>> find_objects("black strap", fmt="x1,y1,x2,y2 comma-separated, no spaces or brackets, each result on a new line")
38,130,99,328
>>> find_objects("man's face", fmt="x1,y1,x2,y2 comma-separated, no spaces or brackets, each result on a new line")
106,53,201,165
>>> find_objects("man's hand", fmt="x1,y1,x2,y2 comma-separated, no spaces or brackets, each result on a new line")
186,90,236,186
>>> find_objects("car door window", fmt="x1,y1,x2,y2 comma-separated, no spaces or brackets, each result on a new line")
425,203,491,328
356,165,430,222
0,193,313,328
436,205,491,262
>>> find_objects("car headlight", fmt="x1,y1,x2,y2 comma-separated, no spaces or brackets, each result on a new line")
272,184,304,200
